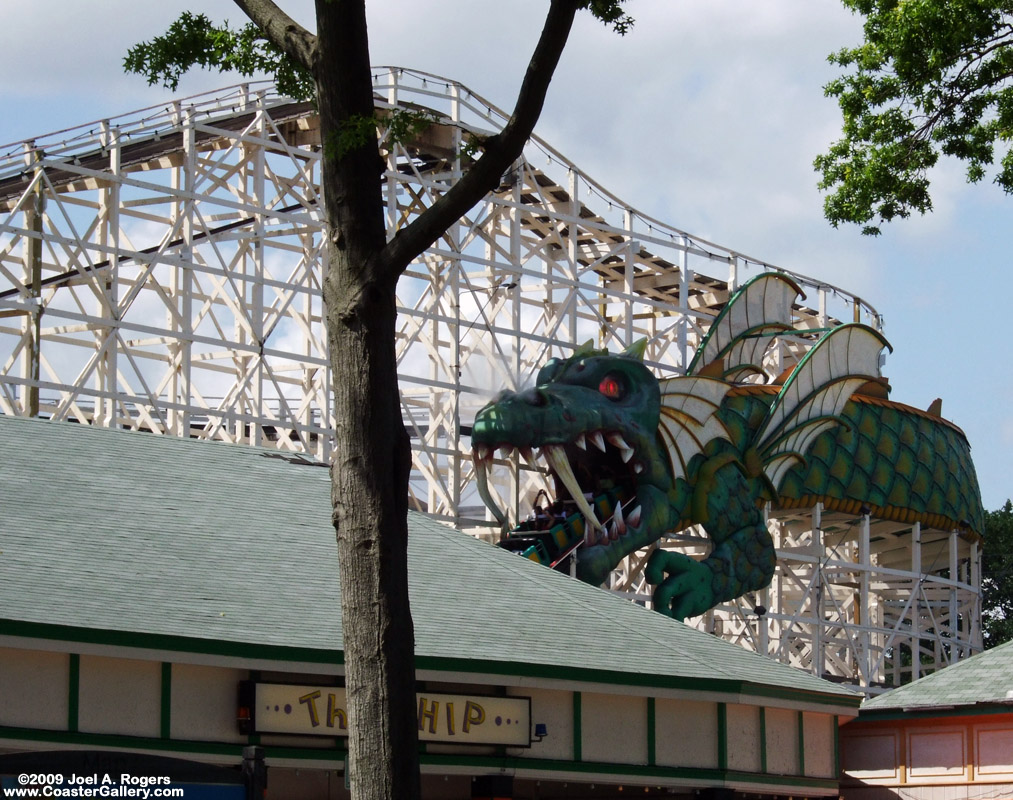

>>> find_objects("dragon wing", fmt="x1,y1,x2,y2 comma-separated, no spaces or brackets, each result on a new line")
721,322,795,381
657,376,735,482
756,323,892,488
688,272,804,377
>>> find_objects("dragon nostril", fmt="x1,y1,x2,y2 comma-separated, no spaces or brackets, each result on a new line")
519,387,547,407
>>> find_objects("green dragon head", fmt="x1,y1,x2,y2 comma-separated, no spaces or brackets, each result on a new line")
471,339,677,563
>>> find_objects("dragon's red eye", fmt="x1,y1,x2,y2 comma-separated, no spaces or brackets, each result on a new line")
598,375,624,400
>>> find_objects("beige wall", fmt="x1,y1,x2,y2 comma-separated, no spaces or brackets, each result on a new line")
841,712,1013,800
0,647,69,730
655,698,718,769
170,662,246,743
79,654,160,737
727,703,763,773
581,691,648,765
804,711,837,779
765,706,800,776
507,686,573,762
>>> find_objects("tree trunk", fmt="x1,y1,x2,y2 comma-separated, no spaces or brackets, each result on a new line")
315,1,420,797
134,1,614,795
327,281,419,800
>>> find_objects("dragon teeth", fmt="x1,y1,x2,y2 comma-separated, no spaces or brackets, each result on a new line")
606,432,631,450
474,453,508,530
627,504,642,528
609,502,626,538
574,433,587,450
590,431,607,452
473,444,491,463
541,444,601,534
606,432,636,463
633,463,644,474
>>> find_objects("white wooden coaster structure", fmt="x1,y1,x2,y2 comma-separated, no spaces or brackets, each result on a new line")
0,68,980,690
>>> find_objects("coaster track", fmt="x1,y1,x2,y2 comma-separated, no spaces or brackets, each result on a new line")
0,68,979,690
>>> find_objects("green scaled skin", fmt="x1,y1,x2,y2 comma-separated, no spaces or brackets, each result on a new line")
472,281,984,623
472,344,780,621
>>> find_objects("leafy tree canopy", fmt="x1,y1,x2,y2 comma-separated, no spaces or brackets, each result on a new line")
125,3,632,102
982,499,1013,648
816,0,1013,234
124,11,314,100
124,3,632,161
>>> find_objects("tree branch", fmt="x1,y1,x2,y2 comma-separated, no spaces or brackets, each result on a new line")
374,0,582,283
232,0,316,73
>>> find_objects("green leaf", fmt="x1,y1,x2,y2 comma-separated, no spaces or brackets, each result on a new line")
124,11,313,101
983,500,1013,648
816,0,1013,233
581,1,635,35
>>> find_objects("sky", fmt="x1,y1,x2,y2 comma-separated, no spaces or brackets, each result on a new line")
1,1,1009,510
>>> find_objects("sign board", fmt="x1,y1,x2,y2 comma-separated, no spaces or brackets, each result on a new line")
251,683,531,746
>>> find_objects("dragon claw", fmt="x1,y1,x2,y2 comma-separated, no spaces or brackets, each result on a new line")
646,550,714,621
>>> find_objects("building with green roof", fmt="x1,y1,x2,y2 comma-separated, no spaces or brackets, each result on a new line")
840,640,1013,800
0,415,860,798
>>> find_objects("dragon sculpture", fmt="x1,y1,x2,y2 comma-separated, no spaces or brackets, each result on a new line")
471,273,983,620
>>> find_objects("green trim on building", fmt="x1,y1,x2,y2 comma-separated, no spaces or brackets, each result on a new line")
832,715,839,777
160,662,172,739
0,619,344,667
67,653,79,733
717,703,727,770
858,704,1013,722
0,618,858,710
759,706,767,773
796,711,805,776
0,723,838,792
573,691,582,762
419,751,840,790
646,697,656,767
0,724,346,763
412,656,859,710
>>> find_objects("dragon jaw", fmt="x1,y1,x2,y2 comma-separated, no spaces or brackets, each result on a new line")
470,348,669,546
472,433,649,545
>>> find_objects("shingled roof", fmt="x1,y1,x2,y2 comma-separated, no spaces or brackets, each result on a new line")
862,639,1013,713
0,415,859,711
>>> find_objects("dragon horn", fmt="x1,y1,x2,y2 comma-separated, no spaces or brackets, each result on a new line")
622,338,648,361
573,339,596,357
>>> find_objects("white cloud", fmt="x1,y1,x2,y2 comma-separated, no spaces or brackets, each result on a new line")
1,0,1010,508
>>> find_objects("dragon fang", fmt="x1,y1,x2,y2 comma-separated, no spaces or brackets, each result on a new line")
471,273,983,621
